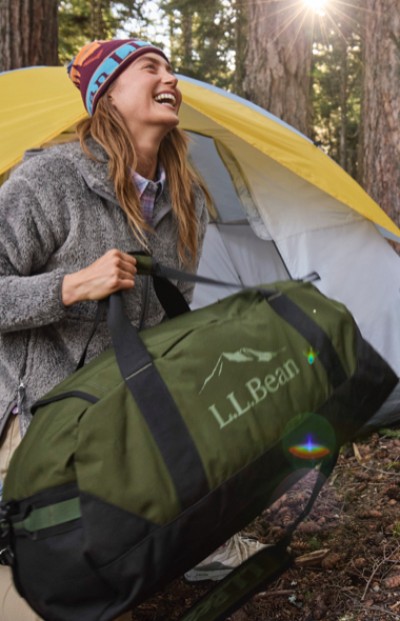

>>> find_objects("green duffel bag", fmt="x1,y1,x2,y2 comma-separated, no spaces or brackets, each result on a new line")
0,258,397,621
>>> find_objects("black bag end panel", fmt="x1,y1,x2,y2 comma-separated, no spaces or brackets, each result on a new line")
352,331,398,423
11,521,118,621
80,491,158,570
319,331,399,443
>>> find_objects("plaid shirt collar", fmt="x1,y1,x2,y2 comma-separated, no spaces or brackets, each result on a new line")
132,165,166,225
133,165,166,198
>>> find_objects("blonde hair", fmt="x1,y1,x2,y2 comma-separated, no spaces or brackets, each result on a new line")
76,95,209,265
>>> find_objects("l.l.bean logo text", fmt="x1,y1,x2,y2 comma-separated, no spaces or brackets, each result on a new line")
200,348,300,430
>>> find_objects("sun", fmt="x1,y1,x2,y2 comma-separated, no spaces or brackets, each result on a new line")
303,0,329,16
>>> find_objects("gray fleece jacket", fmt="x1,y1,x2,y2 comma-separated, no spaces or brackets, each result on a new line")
0,139,208,436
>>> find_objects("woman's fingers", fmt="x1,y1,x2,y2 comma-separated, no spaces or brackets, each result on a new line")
62,250,139,305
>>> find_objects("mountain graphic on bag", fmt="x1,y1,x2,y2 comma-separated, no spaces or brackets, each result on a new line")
0,258,397,621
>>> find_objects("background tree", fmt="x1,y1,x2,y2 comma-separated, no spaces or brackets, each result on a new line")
231,0,247,96
160,0,238,89
163,0,193,75
0,0,58,70
58,0,148,63
360,0,400,228
242,0,313,136
58,0,92,62
311,2,362,178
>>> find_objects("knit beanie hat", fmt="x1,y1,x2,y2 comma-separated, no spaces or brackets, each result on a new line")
68,39,169,115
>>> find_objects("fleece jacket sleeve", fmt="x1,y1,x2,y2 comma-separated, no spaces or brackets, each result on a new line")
0,174,68,333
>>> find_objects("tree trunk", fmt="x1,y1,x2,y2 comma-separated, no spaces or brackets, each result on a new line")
338,33,348,171
181,6,193,71
0,0,58,70
243,0,313,136
360,0,400,228
90,0,107,40
233,0,246,96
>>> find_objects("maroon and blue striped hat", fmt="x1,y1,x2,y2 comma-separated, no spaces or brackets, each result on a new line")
68,39,169,115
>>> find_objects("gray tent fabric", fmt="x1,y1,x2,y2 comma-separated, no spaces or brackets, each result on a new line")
191,223,290,309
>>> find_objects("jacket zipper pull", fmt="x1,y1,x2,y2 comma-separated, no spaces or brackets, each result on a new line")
16,381,25,414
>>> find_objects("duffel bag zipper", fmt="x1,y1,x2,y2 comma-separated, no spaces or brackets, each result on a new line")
32,391,99,415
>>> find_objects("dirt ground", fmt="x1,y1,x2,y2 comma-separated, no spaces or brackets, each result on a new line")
131,427,400,621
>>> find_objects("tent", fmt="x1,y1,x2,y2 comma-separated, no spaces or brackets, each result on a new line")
1,66,400,428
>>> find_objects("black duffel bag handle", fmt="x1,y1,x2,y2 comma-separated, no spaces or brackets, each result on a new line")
76,253,320,370
134,253,243,318
75,254,242,370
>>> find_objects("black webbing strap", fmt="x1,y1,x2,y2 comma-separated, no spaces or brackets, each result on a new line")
178,454,338,621
150,260,240,289
181,543,293,621
265,292,347,389
75,257,239,369
152,275,191,318
137,255,240,318
107,293,209,509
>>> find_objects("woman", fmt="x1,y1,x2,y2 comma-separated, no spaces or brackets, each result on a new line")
0,39,209,621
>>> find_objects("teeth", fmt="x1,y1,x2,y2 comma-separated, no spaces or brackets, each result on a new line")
154,93,176,105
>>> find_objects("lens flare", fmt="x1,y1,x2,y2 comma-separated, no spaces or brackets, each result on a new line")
304,347,318,365
282,413,336,467
288,436,331,460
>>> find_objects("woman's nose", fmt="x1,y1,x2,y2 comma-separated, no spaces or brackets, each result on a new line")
162,70,178,86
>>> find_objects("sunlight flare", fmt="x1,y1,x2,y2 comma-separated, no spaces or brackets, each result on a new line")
303,0,329,16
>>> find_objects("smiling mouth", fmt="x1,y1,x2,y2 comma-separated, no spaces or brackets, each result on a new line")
154,93,177,107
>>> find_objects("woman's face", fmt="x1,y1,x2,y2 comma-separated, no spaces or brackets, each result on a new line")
109,52,182,136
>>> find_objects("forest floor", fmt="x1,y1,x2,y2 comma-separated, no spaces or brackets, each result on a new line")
131,428,400,621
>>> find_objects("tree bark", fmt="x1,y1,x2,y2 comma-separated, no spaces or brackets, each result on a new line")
90,0,108,40
233,0,246,96
360,0,400,228
181,5,193,72
243,0,313,136
0,0,58,70
338,32,348,171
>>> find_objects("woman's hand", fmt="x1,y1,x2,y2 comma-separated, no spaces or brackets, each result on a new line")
61,249,137,306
